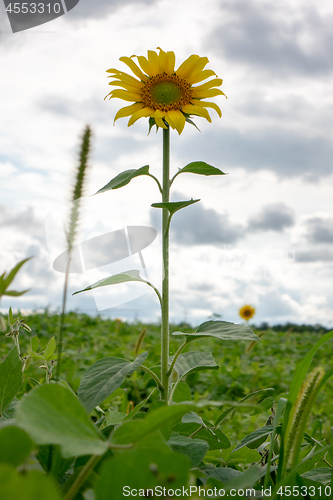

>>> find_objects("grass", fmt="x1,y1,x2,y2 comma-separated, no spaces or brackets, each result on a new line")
1,310,332,450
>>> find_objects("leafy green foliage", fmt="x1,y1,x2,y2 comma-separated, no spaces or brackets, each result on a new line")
0,346,22,416
95,433,190,500
95,165,150,193
151,198,200,216
73,270,149,296
0,426,34,467
78,351,148,413
173,320,261,342
0,258,32,299
0,464,61,500
16,384,108,458
174,161,226,179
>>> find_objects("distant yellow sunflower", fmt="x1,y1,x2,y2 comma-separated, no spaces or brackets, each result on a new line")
239,305,256,322
105,48,226,135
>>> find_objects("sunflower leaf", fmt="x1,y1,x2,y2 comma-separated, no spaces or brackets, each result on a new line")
151,199,200,216
94,165,150,194
172,320,261,342
179,161,226,176
72,270,148,296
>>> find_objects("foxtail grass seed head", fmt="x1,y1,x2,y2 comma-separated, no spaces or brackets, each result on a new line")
105,48,226,134
66,126,91,250
284,366,325,470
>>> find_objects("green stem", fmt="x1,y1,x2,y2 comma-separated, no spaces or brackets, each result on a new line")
141,365,164,392
63,454,101,500
161,127,170,402
146,173,163,195
166,340,188,377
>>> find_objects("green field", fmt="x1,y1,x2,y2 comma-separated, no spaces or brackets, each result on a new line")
1,311,332,444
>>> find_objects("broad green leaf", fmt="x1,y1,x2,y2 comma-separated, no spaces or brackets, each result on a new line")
43,336,56,361
202,465,242,484
0,257,32,296
173,351,219,380
0,426,34,467
151,199,200,216
0,464,61,500
30,335,39,353
105,410,126,426
168,434,209,466
95,433,190,500
36,445,74,477
173,320,261,342
224,465,263,491
73,270,148,296
173,421,231,450
182,411,204,425
233,425,274,451
173,382,192,402
78,351,148,414
0,346,22,416
178,161,226,177
95,165,150,194
111,403,194,445
16,384,108,458
301,468,332,485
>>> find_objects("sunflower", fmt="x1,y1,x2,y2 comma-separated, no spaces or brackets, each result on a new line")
239,305,256,322
105,48,226,135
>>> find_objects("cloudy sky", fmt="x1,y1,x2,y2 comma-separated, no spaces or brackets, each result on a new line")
1,0,333,327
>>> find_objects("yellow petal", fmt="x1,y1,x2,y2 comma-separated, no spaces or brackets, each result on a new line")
164,110,186,134
186,57,209,79
187,69,217,85
192,78,223,91
147,50,159,76
114,103,145,122
181,104,212,122
109,89,142,102
156,48,176,75
176,54,200,80
128,107,155,127
192,99,222,117
191,88,226,99
108,80,143,94
119,57,147,81
136,55,154,77
154,116,168,129
107,72,143,90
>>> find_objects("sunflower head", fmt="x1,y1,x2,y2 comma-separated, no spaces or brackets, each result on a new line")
105,48,226,135
239,305,256,322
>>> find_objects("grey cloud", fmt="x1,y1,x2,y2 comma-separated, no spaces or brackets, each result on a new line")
208,1,333,76
303,216,333,244
175,127,333,180
296,248,333,263
248,203,295,232
150,192,244,245
64,0,156,21
0,204,44,239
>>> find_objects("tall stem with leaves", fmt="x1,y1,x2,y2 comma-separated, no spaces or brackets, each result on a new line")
161,127,170,401
56,126,91,381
